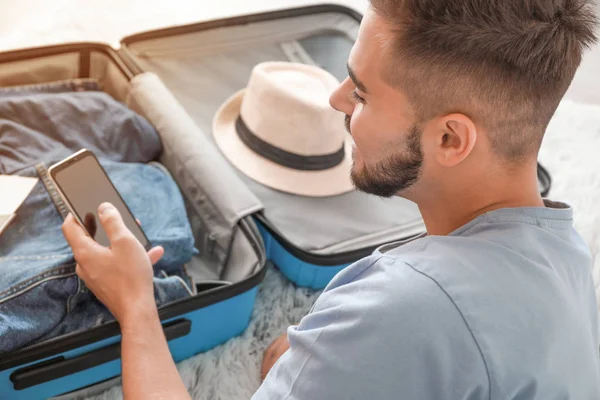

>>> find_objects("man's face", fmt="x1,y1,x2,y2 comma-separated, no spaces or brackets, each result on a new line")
330,9,424,198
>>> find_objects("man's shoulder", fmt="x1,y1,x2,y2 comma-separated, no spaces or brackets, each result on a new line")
310,243,485,341
320,247,462,321
328,235,467,293
370,220,592,290
298,248,492,399
322,229,580,331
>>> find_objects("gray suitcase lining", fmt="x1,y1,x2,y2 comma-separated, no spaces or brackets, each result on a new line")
121,10,426,256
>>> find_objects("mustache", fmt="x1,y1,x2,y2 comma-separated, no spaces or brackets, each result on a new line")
345,114,351,135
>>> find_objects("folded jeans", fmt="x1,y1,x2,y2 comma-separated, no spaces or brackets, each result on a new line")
0,160,197,354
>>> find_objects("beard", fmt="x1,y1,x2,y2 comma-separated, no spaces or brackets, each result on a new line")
349,120,424,198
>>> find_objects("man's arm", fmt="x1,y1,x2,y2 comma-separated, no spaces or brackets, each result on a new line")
120,303,190,400
62,203,190,400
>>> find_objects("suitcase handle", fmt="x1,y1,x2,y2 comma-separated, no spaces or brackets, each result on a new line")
10,318,191,391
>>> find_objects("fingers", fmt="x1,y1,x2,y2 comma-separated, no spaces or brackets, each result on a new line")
147,246,164,265
136,218,141,226
261,349,276,381
62,213,103,260
98,202,133,245
261,332,290,381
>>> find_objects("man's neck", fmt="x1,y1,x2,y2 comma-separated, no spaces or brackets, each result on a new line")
414,165,544,236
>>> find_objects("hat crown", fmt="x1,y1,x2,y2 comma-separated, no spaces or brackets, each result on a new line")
240,62,346,156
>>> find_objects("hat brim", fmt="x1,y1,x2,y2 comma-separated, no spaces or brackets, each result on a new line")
212,89,355,197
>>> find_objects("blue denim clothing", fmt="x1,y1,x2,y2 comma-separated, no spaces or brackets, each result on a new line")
0,80,161,175
0,82,196,354
0,160,196,354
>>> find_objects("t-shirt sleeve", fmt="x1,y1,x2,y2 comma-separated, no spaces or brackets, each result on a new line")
253,256,490,400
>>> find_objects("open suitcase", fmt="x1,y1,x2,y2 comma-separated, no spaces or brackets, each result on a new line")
0,37,271,400
0,4,552,399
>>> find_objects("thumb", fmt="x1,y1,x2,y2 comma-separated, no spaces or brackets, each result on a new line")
147,246,164,265
98,202,131,245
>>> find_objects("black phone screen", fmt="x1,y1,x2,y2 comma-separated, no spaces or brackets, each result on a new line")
53,153,150,249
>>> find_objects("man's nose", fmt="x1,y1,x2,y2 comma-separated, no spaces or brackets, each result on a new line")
329,77,354,116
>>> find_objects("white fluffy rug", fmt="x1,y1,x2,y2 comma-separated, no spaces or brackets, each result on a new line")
75,99,600,400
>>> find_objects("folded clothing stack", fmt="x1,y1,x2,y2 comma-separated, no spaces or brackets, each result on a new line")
0,80,197,354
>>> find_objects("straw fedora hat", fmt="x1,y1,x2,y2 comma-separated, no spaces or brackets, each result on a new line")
212,62,354,197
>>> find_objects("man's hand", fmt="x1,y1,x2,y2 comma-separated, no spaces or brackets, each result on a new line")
62,202,191,400
261,331,291,381
62,202,162,323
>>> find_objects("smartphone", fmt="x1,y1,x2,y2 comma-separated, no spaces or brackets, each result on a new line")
49,149,151,250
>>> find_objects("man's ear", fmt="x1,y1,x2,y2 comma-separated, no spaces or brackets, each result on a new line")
429,113,477,167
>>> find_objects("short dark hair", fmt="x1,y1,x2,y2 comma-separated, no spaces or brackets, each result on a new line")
370,0,598,161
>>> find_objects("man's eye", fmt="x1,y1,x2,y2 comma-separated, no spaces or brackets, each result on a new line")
350,90,366,104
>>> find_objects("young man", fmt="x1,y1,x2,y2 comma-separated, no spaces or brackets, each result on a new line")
62,0,600,398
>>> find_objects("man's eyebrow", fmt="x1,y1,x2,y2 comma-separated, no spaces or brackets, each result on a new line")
347,63,368,94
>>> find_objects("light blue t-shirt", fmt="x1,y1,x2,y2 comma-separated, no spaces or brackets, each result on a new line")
254,201,600,399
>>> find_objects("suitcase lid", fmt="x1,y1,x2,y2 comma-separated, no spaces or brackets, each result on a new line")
117,4,427,258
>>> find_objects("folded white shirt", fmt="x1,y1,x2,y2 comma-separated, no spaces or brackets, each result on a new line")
0,175,38,236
